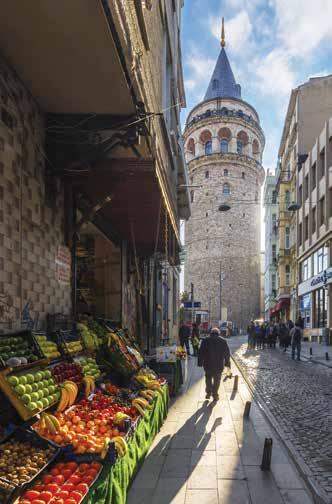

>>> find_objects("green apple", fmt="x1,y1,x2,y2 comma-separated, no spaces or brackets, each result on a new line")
54,391,61,401
42,380,49,388
25,384,32,394
28,402,37,411
34,372,43,381
47,379,54,387
48,385,56,394
41,397,49,408
30,392,39,402
8,376,19,386
19,375,27,385
44,370,52,378
22,394,31,405
15,384,26,395
31,383,38,392
37,390,44,399
26,373,34,384
36,400,44,409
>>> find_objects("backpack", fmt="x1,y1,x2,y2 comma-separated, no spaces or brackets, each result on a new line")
293,328,301,343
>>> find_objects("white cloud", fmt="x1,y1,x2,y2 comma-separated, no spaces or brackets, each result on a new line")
254,48,296,99
274,0,332,57
209,10,253,54
185,47,216,99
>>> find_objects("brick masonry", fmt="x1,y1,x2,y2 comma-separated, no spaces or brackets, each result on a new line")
184,98,265,327
0,56,71,330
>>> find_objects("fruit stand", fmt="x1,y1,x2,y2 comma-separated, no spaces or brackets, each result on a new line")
0,319,169,504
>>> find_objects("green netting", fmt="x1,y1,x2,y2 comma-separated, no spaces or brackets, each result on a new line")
84,386,169,504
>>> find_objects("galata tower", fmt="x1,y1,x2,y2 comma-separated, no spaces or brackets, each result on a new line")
184,19,265,329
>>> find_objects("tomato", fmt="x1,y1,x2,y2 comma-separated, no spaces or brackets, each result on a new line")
53,475,65,485
39,491,53,503
69,491,83,503
78,463,90,473
24,490,41,500
64,499,77,504
81,476,94,485
58,491,70,499
76,483,89,495
45,483,60,494
50,468,60,476
62,469,73,480
65,462,78,471
68,475,81,485
30,500,46,504
42,475,53,485
33,485,45,492
62,483,75,493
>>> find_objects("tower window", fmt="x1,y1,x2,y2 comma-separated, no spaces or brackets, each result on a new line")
237,139,243,154
224,168,228,177
223,183,230,195
206,212,208,217
205,141,212,155
220,139,229,154
205,170,209,178
212,79,219,90
242,172,245,179
190,191,194,203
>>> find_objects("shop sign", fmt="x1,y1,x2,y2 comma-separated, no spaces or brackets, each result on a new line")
55,245,71,284
298,267,332,296
156,345,177,363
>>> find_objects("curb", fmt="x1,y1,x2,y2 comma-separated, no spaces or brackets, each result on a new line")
281,348,332,369
231,355,331,504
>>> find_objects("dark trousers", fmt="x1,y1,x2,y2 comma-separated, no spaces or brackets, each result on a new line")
183,339,190,355
292,342,301,360
205,371,222,398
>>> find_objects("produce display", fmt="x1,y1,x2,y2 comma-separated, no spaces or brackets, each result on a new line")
0,437,56,486
51,362,84,385
97,331,140,377
76,323,99,350
64,340,83,355
76,356,101,379
18,460,102,503
6,368,60,412
0,334,40,368
35,334,61,360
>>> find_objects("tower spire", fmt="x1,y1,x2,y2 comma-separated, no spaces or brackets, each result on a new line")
221,17,225,48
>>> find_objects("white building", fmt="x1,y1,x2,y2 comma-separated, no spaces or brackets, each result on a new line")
263,170,278,320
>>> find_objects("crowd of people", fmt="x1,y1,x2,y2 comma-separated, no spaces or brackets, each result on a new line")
247,319,303,360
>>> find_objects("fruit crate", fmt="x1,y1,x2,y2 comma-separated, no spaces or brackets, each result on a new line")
12,458,103,504
0,330,43,371
0,426,60,503
33,332,64,363
57,329,85,356
0,361,60,421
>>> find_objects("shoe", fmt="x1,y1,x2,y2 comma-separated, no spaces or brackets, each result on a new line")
206,393,211,399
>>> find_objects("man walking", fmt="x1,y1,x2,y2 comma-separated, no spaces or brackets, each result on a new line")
179,322,191,356
290,319,303,361
198,327,231,401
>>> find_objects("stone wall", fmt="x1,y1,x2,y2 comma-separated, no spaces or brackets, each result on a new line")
0,56,70,330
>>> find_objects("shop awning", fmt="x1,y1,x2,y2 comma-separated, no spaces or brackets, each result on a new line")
276,298,290,311
73,157,180,262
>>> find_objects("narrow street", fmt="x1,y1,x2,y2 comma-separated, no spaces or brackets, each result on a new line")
229,336,332,503
127,351,314,504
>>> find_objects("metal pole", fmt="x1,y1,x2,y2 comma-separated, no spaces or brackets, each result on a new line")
191,282,194,326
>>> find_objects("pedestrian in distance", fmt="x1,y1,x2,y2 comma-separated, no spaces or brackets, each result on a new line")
198,327,231,401
290,319,303,361
179,322,191,356
247,320,256,349
191,322,200,357
271,324,278,348
255,322,261,350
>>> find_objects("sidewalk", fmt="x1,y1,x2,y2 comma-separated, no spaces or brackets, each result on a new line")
127,359,314,504
284,340,332,368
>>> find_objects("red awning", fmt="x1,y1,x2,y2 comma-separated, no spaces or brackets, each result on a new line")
276,298,290,312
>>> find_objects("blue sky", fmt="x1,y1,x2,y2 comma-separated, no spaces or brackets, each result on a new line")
181,0,332,170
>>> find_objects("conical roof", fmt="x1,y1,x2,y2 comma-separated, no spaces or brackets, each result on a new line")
204,47,241,101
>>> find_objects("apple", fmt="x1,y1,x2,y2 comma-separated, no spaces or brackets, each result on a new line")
30,392,39,402
35,371,43,381
41,397,49,408
31,382,39,391
8,375,19,386
15,384,26,395
25,384,33,393
39,491,52,503
28,401,38,410
22,393,31,405
19,375,28,385
36,400,44,409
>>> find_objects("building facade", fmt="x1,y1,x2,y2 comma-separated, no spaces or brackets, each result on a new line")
0,2,190,348
263,171,278,320
183,22,265,329
275,75,332,323
297,117,332,341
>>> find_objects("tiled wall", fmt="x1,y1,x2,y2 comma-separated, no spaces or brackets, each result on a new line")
0,56,71,330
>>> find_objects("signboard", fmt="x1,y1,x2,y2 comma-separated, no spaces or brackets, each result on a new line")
156,345,177,363
298,267,332,296
183,301,201,308
55,245,71,285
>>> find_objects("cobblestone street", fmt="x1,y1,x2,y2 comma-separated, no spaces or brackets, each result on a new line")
229,336,332,503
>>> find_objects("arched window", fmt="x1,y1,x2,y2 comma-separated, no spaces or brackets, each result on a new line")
237,130,249,155
205,141,212,155
190,191,194,203
242,172,245,179
205,170,209,178
220,139,229,153
187,138,195,155
237,139,243,154
252,139,260,157
223,183,230,195
224,169,228,177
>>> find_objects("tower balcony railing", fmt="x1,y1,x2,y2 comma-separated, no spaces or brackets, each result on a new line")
187,150,263,169
186,107,263,137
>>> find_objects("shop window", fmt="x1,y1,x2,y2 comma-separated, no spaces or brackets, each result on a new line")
285,264,291,286
205,141,212,155
312,207,316,234
224,168,228,177
314,288,327,328
311,162,316,189
320,196,325,226
285,226,290,249
299,294,311,328
319,148,325,179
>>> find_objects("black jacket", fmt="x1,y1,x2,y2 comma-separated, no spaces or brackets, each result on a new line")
198,334,231,373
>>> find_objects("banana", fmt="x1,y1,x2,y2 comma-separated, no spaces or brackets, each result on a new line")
134,397,151,409
46,413,61,432
132,402,146,416
113,436,128,457
113,412,130,425
101,437,111,459
39,414,46,430
44,413,58,434
139,390,154,401
83,375,95,397
56,388,70,412
63,381,78,406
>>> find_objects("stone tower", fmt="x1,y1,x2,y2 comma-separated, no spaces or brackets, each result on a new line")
184,20,265,329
